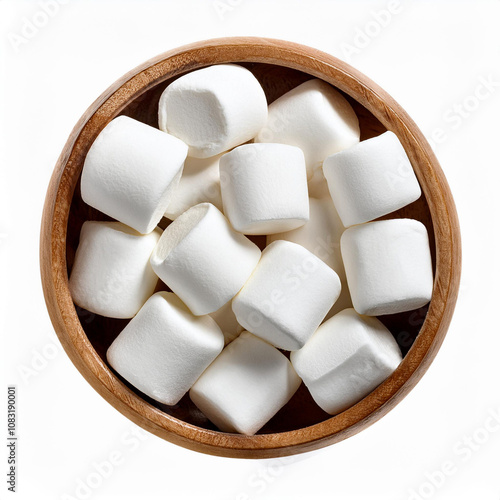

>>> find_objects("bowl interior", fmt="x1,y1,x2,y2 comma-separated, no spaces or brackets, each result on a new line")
65,62,436,435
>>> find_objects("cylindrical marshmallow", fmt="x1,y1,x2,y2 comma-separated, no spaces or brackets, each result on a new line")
290,309,402,415
341,219,434,316
255,79,360,177
232,240,342,351
150,203,261,316
164,154,224,220
107,292,224,405
190,331,301,435
81,116,188,234
158,64,268,158
220,143,309,234
69,221,160,318
323,131,422,227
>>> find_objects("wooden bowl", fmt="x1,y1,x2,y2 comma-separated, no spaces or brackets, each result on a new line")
40,37,461,458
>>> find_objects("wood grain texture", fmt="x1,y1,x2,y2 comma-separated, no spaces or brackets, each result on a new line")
40,37,461,458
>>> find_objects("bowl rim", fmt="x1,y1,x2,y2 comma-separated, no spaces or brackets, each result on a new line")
40,36,461,458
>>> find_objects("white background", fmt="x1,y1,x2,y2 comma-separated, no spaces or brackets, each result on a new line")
1,1,500,499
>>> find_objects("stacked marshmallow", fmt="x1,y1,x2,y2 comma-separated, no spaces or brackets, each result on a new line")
69,65,434,435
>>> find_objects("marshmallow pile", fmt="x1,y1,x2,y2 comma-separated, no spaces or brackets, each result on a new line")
70,64,434,435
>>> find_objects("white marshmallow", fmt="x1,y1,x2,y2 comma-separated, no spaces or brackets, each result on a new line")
220,143,309,235
323,131,422,227
190,331,301,435
81,116,188,234
341,219,434,316
290,309,402,415
255,79,360,177
69,221,160,318
232,240,341,351
164,154,223,220
209,301,244,346
150,203,261,316
158,64,268,158
107,292,224,405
